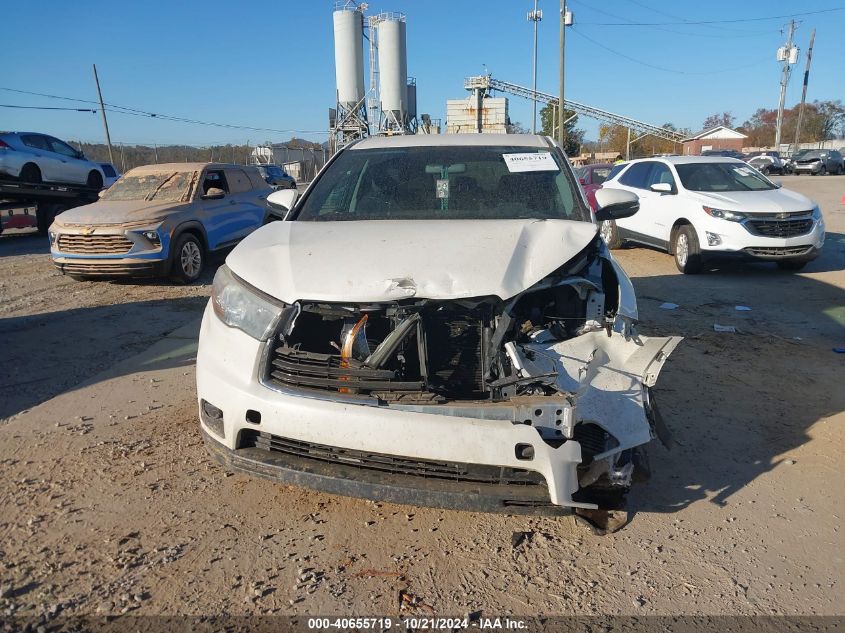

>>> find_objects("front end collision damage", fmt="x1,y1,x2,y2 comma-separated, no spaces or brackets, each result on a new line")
202,235,681,530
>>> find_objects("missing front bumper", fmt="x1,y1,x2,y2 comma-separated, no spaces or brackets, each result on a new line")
202,428,572,516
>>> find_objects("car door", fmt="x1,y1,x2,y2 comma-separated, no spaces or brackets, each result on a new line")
610,161,654,240
45,136,89,184
19,134,62,182
222,167,267,240
198,169,234,250
639,162,680,245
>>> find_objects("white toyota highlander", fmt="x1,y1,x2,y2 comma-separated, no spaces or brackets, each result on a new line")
196,134,681,532
599,156,825,273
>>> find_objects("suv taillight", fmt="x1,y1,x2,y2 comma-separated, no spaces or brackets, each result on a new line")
0,140,12,150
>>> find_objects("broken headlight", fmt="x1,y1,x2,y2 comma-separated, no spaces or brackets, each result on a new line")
211,264,284,341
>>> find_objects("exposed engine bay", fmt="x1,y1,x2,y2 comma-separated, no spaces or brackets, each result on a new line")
261,240,681,513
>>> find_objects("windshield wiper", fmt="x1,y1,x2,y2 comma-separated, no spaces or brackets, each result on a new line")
144,172,179,201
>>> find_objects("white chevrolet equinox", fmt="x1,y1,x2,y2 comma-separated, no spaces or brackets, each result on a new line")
196,134,682,532
599,156,825,273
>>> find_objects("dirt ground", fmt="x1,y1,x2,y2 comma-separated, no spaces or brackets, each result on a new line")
0,175,843,621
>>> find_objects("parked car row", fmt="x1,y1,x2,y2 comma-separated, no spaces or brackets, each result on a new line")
8,129,829,528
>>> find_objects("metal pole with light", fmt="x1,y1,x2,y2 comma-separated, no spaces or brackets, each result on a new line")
528,1,543,134
774,20,798,150
557,1,572,148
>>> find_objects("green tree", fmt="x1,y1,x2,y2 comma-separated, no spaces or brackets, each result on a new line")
539,103,584,156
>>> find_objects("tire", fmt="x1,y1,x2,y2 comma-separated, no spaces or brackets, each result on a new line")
169,233,204,284
86,170,103,190
819,165,827,176
599,220,623,249
776,260,808,271
20,163,42,184
671,225,703,274
36,203,66,236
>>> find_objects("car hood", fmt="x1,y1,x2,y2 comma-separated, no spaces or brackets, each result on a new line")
54,200,193,226
688,187,814,213
227,219,599,303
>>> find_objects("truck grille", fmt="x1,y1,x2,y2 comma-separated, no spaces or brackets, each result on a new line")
57,233,133,254
239,430,546,486
745,217,813,238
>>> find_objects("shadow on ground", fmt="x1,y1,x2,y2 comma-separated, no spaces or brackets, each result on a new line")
626,260,845,519
0,296,205,419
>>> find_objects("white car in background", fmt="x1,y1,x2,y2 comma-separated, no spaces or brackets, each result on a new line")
0,131,106,189
599,156,825,273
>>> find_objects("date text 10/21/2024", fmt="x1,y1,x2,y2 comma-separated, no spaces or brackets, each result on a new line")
307,617,529,630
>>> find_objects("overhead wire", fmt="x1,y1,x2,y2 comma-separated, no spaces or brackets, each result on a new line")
568,27,771,75
575,6,845,26
0,86,328,136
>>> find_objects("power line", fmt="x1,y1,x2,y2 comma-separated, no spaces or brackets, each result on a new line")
0,104,97,112
575,6,845,26
569,27,771,75
621,0,778,34
574,0,779,37
0,86,328,135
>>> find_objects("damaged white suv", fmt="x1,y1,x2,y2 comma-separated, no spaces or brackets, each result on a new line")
197,134,681,531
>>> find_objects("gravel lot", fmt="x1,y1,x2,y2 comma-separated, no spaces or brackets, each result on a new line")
0,175,842,620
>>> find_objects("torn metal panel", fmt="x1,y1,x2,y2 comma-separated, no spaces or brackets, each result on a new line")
519,331,682,458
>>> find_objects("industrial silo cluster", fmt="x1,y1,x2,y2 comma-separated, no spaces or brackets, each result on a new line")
330,2,418,150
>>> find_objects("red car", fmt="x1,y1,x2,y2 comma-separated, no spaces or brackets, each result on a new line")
575,163,614,211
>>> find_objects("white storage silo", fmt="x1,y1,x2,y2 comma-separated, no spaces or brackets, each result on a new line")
333,8,365,109
377,17,408,124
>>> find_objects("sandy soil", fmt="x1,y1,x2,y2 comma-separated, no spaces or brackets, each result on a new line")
0,176,842,621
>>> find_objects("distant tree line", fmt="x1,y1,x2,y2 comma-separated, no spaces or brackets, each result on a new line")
74,137,324,172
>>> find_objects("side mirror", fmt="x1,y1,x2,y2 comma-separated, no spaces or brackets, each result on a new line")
594,188,639,222
202,187,226,200
267,188,298,219
649,182,674,194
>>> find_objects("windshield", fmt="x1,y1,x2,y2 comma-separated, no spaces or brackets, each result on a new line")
801,151,824,160
101,171,197,202
295,146,587,222
675,162,777,192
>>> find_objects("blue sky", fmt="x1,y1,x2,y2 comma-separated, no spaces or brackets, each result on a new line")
3,1,844,147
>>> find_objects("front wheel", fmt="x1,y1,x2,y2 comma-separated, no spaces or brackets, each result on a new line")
599,220,623,249
672,225,703,274
169,234,204,284
819,165,827,176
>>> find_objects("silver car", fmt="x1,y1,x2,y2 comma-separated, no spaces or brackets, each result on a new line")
0,132,106,189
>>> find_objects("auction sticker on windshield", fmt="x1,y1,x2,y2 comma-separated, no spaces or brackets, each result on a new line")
503,152,559,173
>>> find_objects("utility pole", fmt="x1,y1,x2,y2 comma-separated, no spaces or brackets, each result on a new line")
92,64,115,166
774,20,798,150
792,28,815,154
557,0,566,147
528,1,542,134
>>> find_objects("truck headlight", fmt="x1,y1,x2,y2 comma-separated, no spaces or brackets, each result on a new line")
703,206,746,222
211,264,284,340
